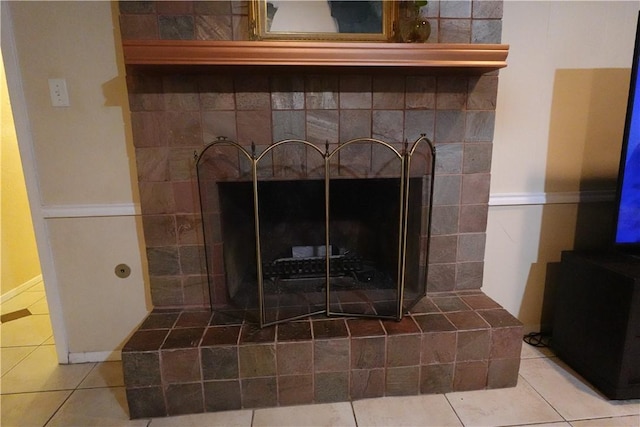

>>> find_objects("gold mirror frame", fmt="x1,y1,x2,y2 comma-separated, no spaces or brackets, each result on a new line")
249,1,398,41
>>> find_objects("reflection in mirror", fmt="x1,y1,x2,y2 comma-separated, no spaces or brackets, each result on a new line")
250,0,396,41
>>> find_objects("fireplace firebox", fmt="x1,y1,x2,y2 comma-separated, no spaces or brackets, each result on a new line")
196,136,435,326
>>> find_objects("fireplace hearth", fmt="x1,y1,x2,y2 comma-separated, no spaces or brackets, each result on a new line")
122,293,522,418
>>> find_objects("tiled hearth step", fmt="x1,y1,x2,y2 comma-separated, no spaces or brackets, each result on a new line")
122,290,523,419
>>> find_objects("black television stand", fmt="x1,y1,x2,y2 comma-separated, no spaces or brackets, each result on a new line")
553,250,640,399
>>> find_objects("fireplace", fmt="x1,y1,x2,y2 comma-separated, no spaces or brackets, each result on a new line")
119,0,521,419
196,136,435,326
127,69,496,307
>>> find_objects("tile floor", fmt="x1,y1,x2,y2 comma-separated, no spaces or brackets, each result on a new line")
1,281,639,427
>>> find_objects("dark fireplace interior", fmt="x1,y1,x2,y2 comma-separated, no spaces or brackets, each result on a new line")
216,178,410,321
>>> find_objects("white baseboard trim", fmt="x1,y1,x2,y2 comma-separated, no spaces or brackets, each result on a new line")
489,189,616,207
41,203,140,218
68,350,121,364
1,275,43,303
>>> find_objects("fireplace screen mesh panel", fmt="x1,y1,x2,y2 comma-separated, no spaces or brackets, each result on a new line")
197,137,434,327
258,177,327,324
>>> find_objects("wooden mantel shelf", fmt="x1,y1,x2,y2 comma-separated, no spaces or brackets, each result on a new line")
123,40,508,72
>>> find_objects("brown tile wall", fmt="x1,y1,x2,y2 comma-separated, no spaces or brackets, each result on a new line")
119,1,503,44
128,69,498,308
123,290,523,418
121,0,502,309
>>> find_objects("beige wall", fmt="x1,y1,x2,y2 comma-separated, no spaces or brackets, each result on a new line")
485,1,639,331
47,216,148,356
9,3,137,206
1,57,41,295
491,1,636,195
5,1,149,360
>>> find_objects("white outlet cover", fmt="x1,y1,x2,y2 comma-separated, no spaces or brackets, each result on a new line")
48,78,70,107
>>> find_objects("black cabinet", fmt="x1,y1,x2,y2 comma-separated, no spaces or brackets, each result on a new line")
553,251,640,399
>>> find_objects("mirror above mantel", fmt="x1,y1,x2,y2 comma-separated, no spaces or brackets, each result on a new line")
248,0,397,41
122,40,509,73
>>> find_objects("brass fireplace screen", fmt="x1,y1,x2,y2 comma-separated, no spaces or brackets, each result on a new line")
196,136,435,327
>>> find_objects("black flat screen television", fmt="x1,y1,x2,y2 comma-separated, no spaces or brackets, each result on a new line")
613,11,640,253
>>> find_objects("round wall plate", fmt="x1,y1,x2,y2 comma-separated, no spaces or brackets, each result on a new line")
115,264,131,279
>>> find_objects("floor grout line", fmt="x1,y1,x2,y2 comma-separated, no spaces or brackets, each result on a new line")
41,389,75,427
443,393,465,427
350,400,358,427
517,365,569,425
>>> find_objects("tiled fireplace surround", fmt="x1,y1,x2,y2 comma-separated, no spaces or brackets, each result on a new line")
119,0,522,419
